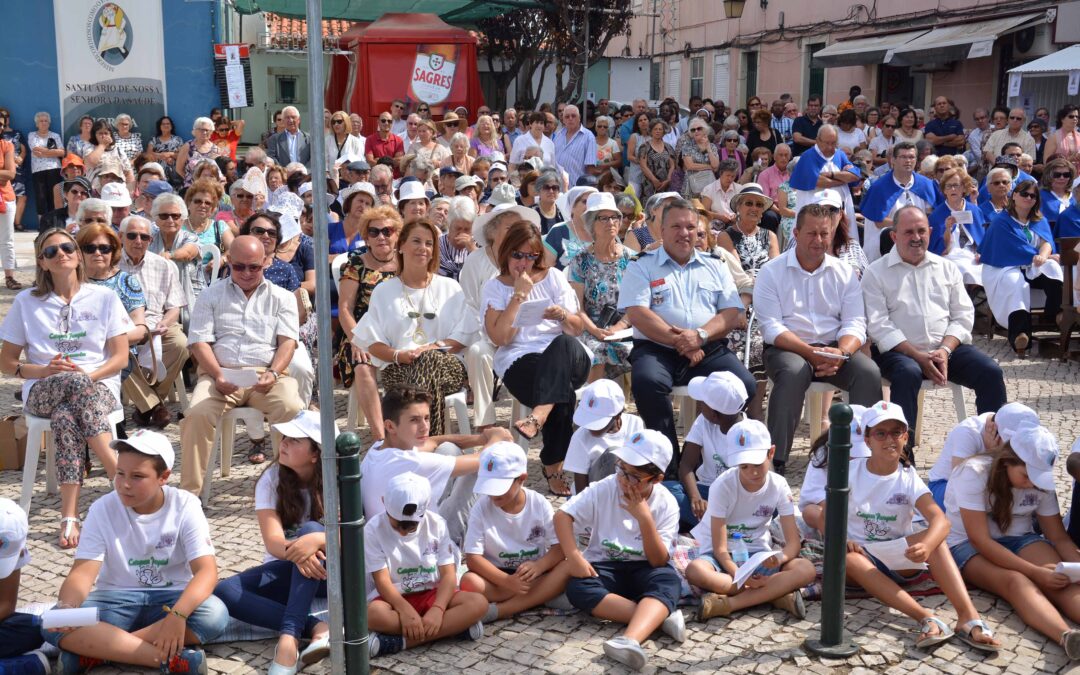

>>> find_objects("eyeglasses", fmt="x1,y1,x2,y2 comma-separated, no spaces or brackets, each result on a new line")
81,243,114,255
616,464,648,485
234,192,253,200
125,232,152,242
725,138,739,143
1009,116,1024,121
40,241,77,259
943,183,962,190
1016,191,1037,200
741,201,767,209
691,127,705,132
990,180,1011,186
510,251,539,261
157,212,183,221
190,199,214,207
1052,172,1072,179
541,184,560,192
367,226,395,239
594,214,621,224
68,189,89,198
195,127,212,133
883,124,897,129
230,262,264,273
869,429,906,441
251,226,278,238
379,119,392,124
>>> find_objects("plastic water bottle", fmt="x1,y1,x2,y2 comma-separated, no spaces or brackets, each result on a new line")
730,532,749,565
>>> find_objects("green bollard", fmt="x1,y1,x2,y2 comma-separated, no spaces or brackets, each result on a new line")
336,432,369,673
804,402,860,657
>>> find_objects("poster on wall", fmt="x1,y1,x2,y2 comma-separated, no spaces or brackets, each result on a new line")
409,44,460,114
53,0,167,140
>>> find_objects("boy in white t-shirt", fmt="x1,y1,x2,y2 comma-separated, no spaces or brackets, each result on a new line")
43,430,228,673
461,442,571,621
686,420,815,621
563,378,644,493
0,498,48,674
365,472,488,658
360,385,514,546
671,371,748,531
555,430,685,671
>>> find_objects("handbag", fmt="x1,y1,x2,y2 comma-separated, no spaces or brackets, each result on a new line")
687,170,714,196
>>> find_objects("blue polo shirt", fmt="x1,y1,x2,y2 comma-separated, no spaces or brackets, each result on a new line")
924,117,965,155
553,126,597,187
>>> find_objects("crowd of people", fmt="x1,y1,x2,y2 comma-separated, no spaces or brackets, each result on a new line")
0,88,1078,673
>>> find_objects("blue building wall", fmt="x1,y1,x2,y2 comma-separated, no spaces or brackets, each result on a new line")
0,0,219,227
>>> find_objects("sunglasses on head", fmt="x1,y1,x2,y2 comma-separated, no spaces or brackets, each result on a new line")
230,262,263,273
81,243,114,255
251,226,278,238
367,226,394,239
40,241,77,259
125,232,152,242
510,251,539,261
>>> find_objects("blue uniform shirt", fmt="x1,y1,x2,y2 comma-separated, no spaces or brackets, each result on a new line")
618,246,742,342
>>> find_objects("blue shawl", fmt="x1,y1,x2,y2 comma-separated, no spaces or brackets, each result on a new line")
789,146,857,191
1041,189,1076,226
1056,204,1080,239
861,171,941,222
978,210,1056,268
928,199,986,254
976,170,1035,204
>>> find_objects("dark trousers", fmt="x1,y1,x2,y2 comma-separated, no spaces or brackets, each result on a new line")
763,346,882,463
630,339,756,479
0,612,42,658
873,345,1006,450
1068,481,1080,549
31,168,62,221
502,334,590,466
1007,274,1063,346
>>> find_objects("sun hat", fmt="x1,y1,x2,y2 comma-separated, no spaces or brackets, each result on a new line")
339,182,377,211
99,182,132,208
397,179,430,204
729,182,774,212
471,200,541,244
455,175,484,193
557,185,598,222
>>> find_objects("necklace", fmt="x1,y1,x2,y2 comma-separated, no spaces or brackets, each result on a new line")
402,277,433,344
370,250,395,264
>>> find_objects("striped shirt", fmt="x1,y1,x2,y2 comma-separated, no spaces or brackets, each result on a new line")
553,126,598,186
771,116,794,144
188,277,299,368
120,250,186,327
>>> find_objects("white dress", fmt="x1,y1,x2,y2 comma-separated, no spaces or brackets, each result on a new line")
981,220,1064,325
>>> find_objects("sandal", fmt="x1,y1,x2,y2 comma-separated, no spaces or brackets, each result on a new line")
542,467,571,497
514,414,541,441
956,619,1000,653
5,277,23,291
248,439,267,465
915,616,954,651
59,517,81,549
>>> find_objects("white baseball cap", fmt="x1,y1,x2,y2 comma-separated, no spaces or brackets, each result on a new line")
861,401,908,432
384,472,431,523
99,182,133,208
726,419,773,467
474,442,528,496
573,379,625,430
0,498,30,579
273,410,336,446
613,429,673,473
995,402,1039,443
687,371,748,415
847,404,871,458
110,428,175,471
812,188,843,209
1010,424,1058,491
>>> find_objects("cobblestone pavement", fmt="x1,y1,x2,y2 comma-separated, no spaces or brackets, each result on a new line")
3,232,1080,674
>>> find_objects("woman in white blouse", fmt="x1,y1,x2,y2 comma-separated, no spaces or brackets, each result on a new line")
353,219,470,435
325,110,364,164
482,220,589,496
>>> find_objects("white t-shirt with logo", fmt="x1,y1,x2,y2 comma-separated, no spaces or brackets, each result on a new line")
684,415,741,485
76,487,216,591
928,413,993,483
944,455,1060,547
799,442,872,510
463,488,557,569
364,510,456,601
360,443,455,521
691,468,794,554
563,414,644,482
846,458,931,545
254,464,314,562
559,474,679,563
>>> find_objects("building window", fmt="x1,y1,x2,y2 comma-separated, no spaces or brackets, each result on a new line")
650,61,660,100
277,76,297,103
690,56,704,99
632,0,643,12
807,42,825,101
742,51,757,100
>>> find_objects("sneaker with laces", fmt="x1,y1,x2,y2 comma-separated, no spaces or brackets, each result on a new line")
368,632,404,658
56,652,106,675
457,620,483,641
661,609,687,642
161,648,207,674
0,650,49,675
603,636,647,671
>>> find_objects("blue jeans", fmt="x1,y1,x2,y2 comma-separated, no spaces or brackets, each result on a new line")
41,589,229,648
0,613,43,658
213,522,328,639
949,533,1047,570
928,479,947,510
663,480,711,533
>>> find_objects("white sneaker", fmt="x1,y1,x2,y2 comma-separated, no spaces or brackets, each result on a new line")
661,609,687,642
603,636,647,671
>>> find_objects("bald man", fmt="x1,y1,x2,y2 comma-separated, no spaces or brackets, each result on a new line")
180,235,304,496
553,104,597,186
788,124,860,241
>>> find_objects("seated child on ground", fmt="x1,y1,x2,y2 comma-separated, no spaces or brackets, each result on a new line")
562,378,644,494
43,430,228,673
555,429,686,672
461,442,572,621
685,419,815,621
799,404,868,534
365,472,488,658
844,402,1000,653
0,498,47,674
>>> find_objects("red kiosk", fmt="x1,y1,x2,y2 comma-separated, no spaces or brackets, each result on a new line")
326,13,485,132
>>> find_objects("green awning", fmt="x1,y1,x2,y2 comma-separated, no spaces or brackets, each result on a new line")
230,0,550,25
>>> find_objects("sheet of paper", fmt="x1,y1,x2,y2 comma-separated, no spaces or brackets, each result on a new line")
512,298,554,328
733,550,783,588
1055,562,1080,583
603,328,633,342
42,607,99,629
952,210,973,225
864,537,927,571
221,368,260,388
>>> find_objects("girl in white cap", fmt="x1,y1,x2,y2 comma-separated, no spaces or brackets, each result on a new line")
945,426,1080,658
845,401,1000,653
799,404,869,535
562,378,644,494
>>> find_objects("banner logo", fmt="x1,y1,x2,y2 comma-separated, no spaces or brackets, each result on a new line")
89,2,132,70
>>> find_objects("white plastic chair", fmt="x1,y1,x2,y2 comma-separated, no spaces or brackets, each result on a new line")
20,409,125,513
881,378,967,446
200,406,269,505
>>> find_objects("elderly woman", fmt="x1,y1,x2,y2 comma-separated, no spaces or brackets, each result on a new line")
113,114,142,164
930,169,986,286
184,178,233,282
265,165,287,193
638,119,676,199
175,117,222,188
739,147,772,185
615,192,643,240
701,158,742,227
330,182,375,270
336,205,401,440
718,129,746,175
483,220,588,496
470,115,508,158
148,193,201,307
438,196,477,280
353,219,470,435
78,224,147,344
895,108,923,144
567,192,634,382
326,110,364,164
397,180,429,225
681,118,720,199
147,115,183,180
716,183,779,274
593,115,622,174
429,196,451,231
67,115,96,158
0,228,128,547
28,112,65,221
980,180,1062,355
544,185,597,270
980,167,1013,221
83,120,134,189
231,170,266,224
240,211,300,291
443,132,474,176
1040,158,1076,231
436,112,465,147
532,172,562,235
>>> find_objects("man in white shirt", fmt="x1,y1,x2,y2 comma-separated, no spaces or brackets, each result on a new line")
509,112,556,171
861,206,1006,454
400,113,421,152
753,204,882,474
389,99,409,138
179,236,304,496
983,108,1037,164
265,106,311,170
118,215,188,429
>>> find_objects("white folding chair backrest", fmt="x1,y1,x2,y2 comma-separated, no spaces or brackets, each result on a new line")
331,253,348,292
200,243,222,286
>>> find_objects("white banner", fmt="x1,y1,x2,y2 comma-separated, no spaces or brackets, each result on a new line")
53,0,167,140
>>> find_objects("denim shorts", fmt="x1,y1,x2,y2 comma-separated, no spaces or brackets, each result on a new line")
949,533,1047,570
566,560,682,614
43,588,230,647
697,552,781,578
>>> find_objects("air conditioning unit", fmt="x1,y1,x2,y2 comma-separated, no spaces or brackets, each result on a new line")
1014,23,1054,58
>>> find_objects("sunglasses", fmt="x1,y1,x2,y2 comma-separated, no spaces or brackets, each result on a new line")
1009,116,1024,121
1052,172,1072,179
869,429,906,441
367,226,395,239
1016,191,1037,199
230,262,264,273
822,206,841,215
541,184,560,192
157,212,183,220
332,119,344,125
251,226,278,238
990,180,1011,185
510,251,539,261
40,241,77,259
418,107,429,112
725,138,739,142
81,243,114,255
125,232,152,242
68,189,89,198
407,311,437,320
883,124,897,128
234,193,253,200
190,199,214,207
379,119,392,124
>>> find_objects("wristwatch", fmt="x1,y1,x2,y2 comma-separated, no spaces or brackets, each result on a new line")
267,369,281,381
695,328,709,345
